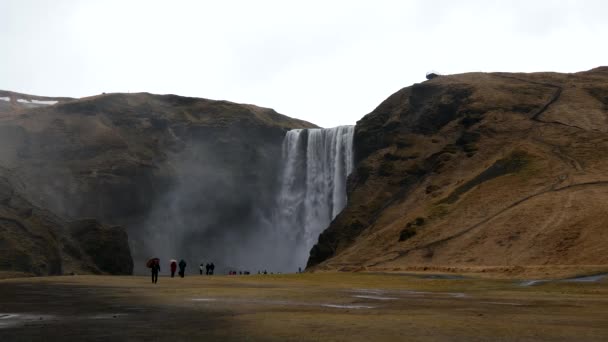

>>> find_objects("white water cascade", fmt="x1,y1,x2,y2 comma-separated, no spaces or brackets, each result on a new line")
274,126,354,270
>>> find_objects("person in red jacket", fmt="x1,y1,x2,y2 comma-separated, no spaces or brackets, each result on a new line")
170,260,177,278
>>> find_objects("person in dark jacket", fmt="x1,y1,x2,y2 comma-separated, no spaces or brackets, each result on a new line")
178,259,187,278
210,262,215,275
170,260,177,278
151,260,160,284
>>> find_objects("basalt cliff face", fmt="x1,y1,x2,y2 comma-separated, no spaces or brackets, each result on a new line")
0,167,132,277
0,92,315,275
308,67,608,277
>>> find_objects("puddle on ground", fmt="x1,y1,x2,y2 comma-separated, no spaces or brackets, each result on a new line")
351,288,388,295
190,298,375,309
89,313,127,320
0,313,57,329
449,293,467,298
321,304,375,309
0,314,20,319
351,288,467,299
0,312,132,328
520,273,607,287
562,274,607,283
519,280,548,287
190,287,471,310
191,298,301,306
481,302,526,306
353,295,398,301
421,274,467,280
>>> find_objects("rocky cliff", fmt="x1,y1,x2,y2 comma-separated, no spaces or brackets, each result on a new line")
0,91,315,275
0,167,132,277
308,67,608,277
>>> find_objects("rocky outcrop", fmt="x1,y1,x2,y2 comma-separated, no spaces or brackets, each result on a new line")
69,219,133,275
308,68,608,276
0,168,132,276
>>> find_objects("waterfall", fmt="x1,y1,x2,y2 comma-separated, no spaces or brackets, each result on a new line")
274,126,354,270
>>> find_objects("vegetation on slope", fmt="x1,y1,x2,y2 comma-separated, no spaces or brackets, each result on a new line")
308,67,608,277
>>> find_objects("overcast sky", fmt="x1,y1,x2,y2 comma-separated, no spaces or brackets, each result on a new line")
1,0,606,127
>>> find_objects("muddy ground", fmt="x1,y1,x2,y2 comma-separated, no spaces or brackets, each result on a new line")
1,272,607,341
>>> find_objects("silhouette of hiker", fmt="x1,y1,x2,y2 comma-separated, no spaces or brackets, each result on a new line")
151,260,160,284
178,259,187,278
199,263,204,275
210,262,215,275
170,260,177,278
205,263,210,275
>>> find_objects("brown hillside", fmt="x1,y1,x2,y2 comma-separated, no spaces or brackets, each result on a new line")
0,91,316,274
308,67,608,278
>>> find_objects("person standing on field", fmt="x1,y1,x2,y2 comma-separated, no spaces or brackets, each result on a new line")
151,260,160,284
178,259,187,278
170,260,177,278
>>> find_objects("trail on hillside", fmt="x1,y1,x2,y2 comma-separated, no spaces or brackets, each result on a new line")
493,74,589,131
371,181,608,266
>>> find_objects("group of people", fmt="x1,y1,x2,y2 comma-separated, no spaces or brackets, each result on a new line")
149,259,301,283
148,258,215,283
228,270,251,275
200,262,215,275
169,259,188,278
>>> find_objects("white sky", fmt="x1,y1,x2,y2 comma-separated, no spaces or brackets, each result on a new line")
1,0,606,127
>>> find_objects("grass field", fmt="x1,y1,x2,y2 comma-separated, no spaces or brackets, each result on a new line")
1,272,607,341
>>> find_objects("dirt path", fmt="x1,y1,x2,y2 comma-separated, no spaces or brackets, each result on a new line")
371,180,608,267
493,74,590,131
1,274,608,341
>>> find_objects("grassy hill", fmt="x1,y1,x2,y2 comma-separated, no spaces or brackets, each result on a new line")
308,67,608,278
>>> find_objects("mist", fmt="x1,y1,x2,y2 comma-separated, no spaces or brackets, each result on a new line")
129,121,289,274
136,146,281,273
130,125,355,275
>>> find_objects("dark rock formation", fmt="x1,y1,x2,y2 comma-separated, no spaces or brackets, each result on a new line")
0,168,132,276
69,219,133,275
